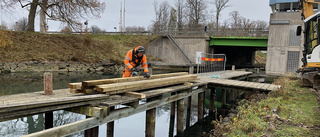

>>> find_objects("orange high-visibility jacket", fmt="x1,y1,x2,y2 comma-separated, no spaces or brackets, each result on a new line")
124,46,149,73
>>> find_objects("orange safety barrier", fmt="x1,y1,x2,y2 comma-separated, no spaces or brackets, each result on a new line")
201,57,224,61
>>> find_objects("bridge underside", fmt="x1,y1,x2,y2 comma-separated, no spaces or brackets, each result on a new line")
210,37,268,68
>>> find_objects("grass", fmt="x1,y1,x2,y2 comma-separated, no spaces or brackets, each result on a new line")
255,51,266,65
213,77,320,136
0,31,158,64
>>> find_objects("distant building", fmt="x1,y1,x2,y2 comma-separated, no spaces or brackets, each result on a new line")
266,0,310,75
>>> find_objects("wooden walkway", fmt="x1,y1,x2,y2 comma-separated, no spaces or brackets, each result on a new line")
0,70,281,137
207,78,280,91
197,70,253,79
198,70,280,91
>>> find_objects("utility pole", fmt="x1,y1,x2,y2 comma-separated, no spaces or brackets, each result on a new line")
40,0,48,33
119,1,122,32
123,0,125,32
119,0,126,32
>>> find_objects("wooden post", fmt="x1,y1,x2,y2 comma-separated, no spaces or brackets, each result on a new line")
107,107,115,137
198,91,205,123
221,88,227,108
44,72,53,95
176,97,184,136
229,90,235,108
85,116,99,137
189,66,194,74
209,87,216,115
148,63,153,75
236,90,240,101
169,100,175,137
45,111,53,129
146,97,157,137
186,96,191,128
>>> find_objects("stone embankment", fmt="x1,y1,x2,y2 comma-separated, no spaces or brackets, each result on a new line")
0,61,123,73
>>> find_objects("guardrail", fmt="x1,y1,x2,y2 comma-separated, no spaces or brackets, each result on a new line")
46,28,269,37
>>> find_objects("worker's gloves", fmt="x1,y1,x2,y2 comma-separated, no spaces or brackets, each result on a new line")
144,72,150,78
131,68,138,72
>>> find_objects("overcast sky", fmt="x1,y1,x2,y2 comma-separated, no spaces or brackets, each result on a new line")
1,0,272,32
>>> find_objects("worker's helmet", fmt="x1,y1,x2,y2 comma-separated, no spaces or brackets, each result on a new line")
136,46,146,54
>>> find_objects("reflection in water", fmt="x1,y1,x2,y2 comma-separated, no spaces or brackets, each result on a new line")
0,71,217,137
0,111,85,137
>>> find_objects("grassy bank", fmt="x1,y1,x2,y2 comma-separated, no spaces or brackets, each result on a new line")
0,31,158,64
213,77,320,136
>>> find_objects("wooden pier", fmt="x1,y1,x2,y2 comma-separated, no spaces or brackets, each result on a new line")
0,71,280,137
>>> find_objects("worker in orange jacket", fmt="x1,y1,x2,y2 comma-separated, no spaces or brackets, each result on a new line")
122,46,150,78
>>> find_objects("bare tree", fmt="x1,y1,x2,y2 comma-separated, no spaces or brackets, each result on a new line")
229,11,242,29
17,0,106,32
253,20,268,37
175,0,185,31
125,26,146,32
255,20,269,30
185,0,207,28
0,22,8,30
152,1,171,32
90,25,104,34
14,17,28,31
212,0,230,31
241,18,255,31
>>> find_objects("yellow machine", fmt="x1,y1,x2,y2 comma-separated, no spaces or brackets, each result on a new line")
297,0,320,89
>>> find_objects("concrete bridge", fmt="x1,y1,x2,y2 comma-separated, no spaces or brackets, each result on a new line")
146,34,268,69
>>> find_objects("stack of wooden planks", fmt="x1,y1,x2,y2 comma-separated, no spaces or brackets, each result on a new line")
68,72,199,96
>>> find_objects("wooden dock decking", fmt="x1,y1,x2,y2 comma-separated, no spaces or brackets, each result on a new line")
198,70,280,91
206,78,280,91
0,70,281,137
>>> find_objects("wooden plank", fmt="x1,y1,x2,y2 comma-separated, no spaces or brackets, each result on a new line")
68,82,82,89
102,77,199,95
82,72,188,87
184,82,193,86
67,106,107,118
255,83,266,89
0,89,110,113
124,92,146,99
242,81,256,88
267,84,280,91
100,95,139,107
70,89,85,94
95,75,198,93
0,98,112,122
250,82,263,90
260,84,272,91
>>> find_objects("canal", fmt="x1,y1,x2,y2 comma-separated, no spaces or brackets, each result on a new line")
0,71,216,137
